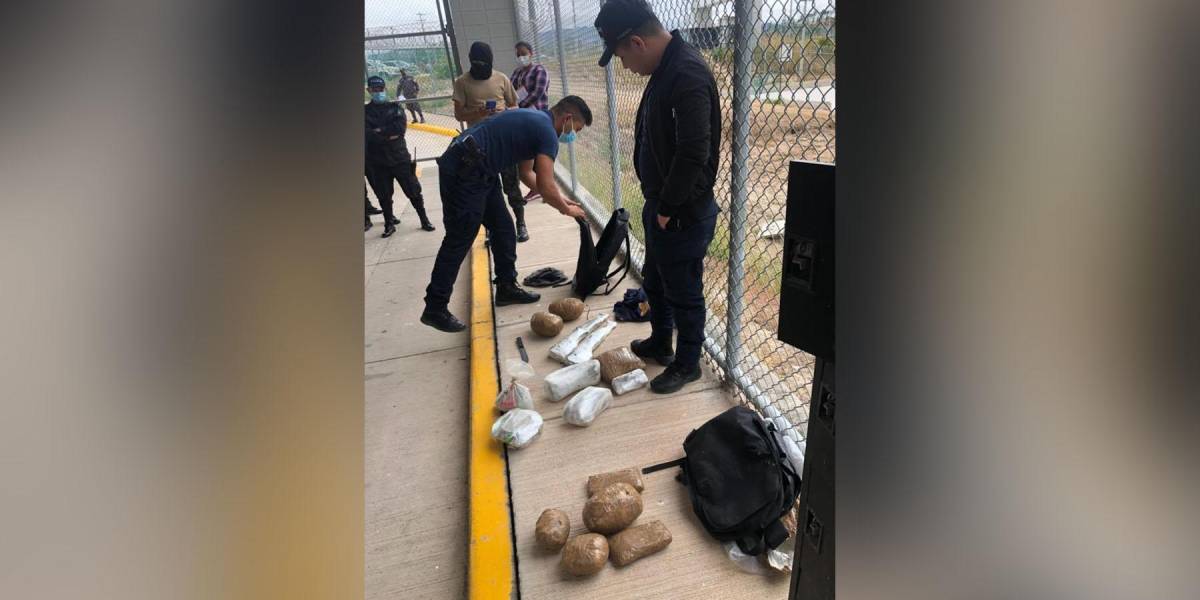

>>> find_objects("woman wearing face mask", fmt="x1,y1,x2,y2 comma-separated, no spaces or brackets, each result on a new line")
510,41,549,111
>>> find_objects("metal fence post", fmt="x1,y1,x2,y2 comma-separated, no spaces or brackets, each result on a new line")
725,0,754,379
549,0,577,192
605,62,622,210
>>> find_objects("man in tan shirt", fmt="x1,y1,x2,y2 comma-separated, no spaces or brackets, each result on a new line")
452,41,531,240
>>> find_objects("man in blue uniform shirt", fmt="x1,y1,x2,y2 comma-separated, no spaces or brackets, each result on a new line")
420,96,593,332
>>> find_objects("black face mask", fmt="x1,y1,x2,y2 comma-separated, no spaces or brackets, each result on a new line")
469,61,493,80
468,42,494,80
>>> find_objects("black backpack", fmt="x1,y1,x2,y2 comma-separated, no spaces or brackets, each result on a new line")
645,406,802,555
571,209,631,298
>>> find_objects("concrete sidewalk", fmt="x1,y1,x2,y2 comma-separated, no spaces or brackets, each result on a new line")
364,165,470,600
364,163,791,599
494,202,792,599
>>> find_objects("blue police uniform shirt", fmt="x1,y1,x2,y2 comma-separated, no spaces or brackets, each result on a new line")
461,108,559,174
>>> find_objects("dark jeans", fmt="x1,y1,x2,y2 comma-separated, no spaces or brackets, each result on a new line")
641,201,716,369
366,159,425,224
423,152,518,310
406,101,424,123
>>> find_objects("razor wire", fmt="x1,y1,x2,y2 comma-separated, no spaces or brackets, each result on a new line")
518,0,836,442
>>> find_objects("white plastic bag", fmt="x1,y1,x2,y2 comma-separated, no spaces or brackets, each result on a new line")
565,320,617,364
544,360,601,401
494,380,534,412
504,358,536,381
490,408,544,449
724,542,766,574
611,369,648,395
766,535,795,573
548,314,608,364
562,386,612,426
781,436,805,474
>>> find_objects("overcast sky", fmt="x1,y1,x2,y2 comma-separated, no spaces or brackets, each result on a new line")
366,0,836,31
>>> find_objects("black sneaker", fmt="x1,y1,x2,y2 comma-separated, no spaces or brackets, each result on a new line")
367,205,383,215
649,363,701,394
631,337,675,366
516,222,530,243
494,281,540,306
420,307,466,332
382,223,396,238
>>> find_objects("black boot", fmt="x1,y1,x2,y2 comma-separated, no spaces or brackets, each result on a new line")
420,307,466,332
382,222,396,238
389,216,400,225
512,204,529,242
365,217,372,232
494,281,540,306
416,206,436,231
366,205,382,216
631,336,675,366
649,362,702,394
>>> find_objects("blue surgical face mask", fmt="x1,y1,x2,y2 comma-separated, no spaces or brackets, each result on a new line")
370,91,387,103
558,117,577,144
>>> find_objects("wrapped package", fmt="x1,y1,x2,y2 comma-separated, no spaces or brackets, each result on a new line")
566,321,617,364
597,347,646,383
563,386,613,427
561,533,608,576
530,312,564,337
611,369,648,395
494,380,534,412
582,482,643,534
608,520,673,567
724,541,766,574
490,408,543,449
548,314,608,364
586,468,644,497
548,297,586,322
544,360,601,402
535,508,571,551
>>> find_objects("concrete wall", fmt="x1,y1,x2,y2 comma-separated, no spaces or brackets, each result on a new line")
448,0,520,78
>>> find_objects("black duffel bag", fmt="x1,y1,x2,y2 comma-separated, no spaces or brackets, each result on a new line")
645,405,802,555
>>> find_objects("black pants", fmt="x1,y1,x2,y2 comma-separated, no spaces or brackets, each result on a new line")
364,184,374,213
423,152,518,310
405,101,424,123
641,201,717,369
499,164,526,224
365,159,425,224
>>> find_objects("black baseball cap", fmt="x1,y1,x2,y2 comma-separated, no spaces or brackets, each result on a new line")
594,0,657,67
367,75,385,87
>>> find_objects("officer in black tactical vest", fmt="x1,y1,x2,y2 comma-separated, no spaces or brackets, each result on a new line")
365,75,435,238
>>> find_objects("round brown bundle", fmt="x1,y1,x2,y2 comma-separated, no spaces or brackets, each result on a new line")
530,312,564,337
560,533,609,576
582,482,643,535
596,347,647,383
548,297,585,322
534,508,571,551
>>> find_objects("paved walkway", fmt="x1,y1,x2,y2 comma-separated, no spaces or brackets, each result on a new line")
364,164,791,599
364,165,469,600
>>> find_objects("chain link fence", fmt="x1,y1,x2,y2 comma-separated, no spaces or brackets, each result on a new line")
511,0,835,442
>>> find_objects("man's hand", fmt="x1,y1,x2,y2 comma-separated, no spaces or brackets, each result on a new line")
656,214,671,230
561,203,586,220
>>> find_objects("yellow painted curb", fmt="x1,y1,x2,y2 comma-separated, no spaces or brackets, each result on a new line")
411,121,461,138
468,232,514,600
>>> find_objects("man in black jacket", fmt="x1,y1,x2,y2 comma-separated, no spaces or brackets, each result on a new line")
596,0,721,394
365,75,435,238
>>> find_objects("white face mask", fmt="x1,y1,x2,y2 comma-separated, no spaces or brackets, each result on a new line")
516,55,532,67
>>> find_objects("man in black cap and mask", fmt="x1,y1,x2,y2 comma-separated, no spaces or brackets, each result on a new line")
596,0,721,394
365,75,436,237
452,41,532,243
